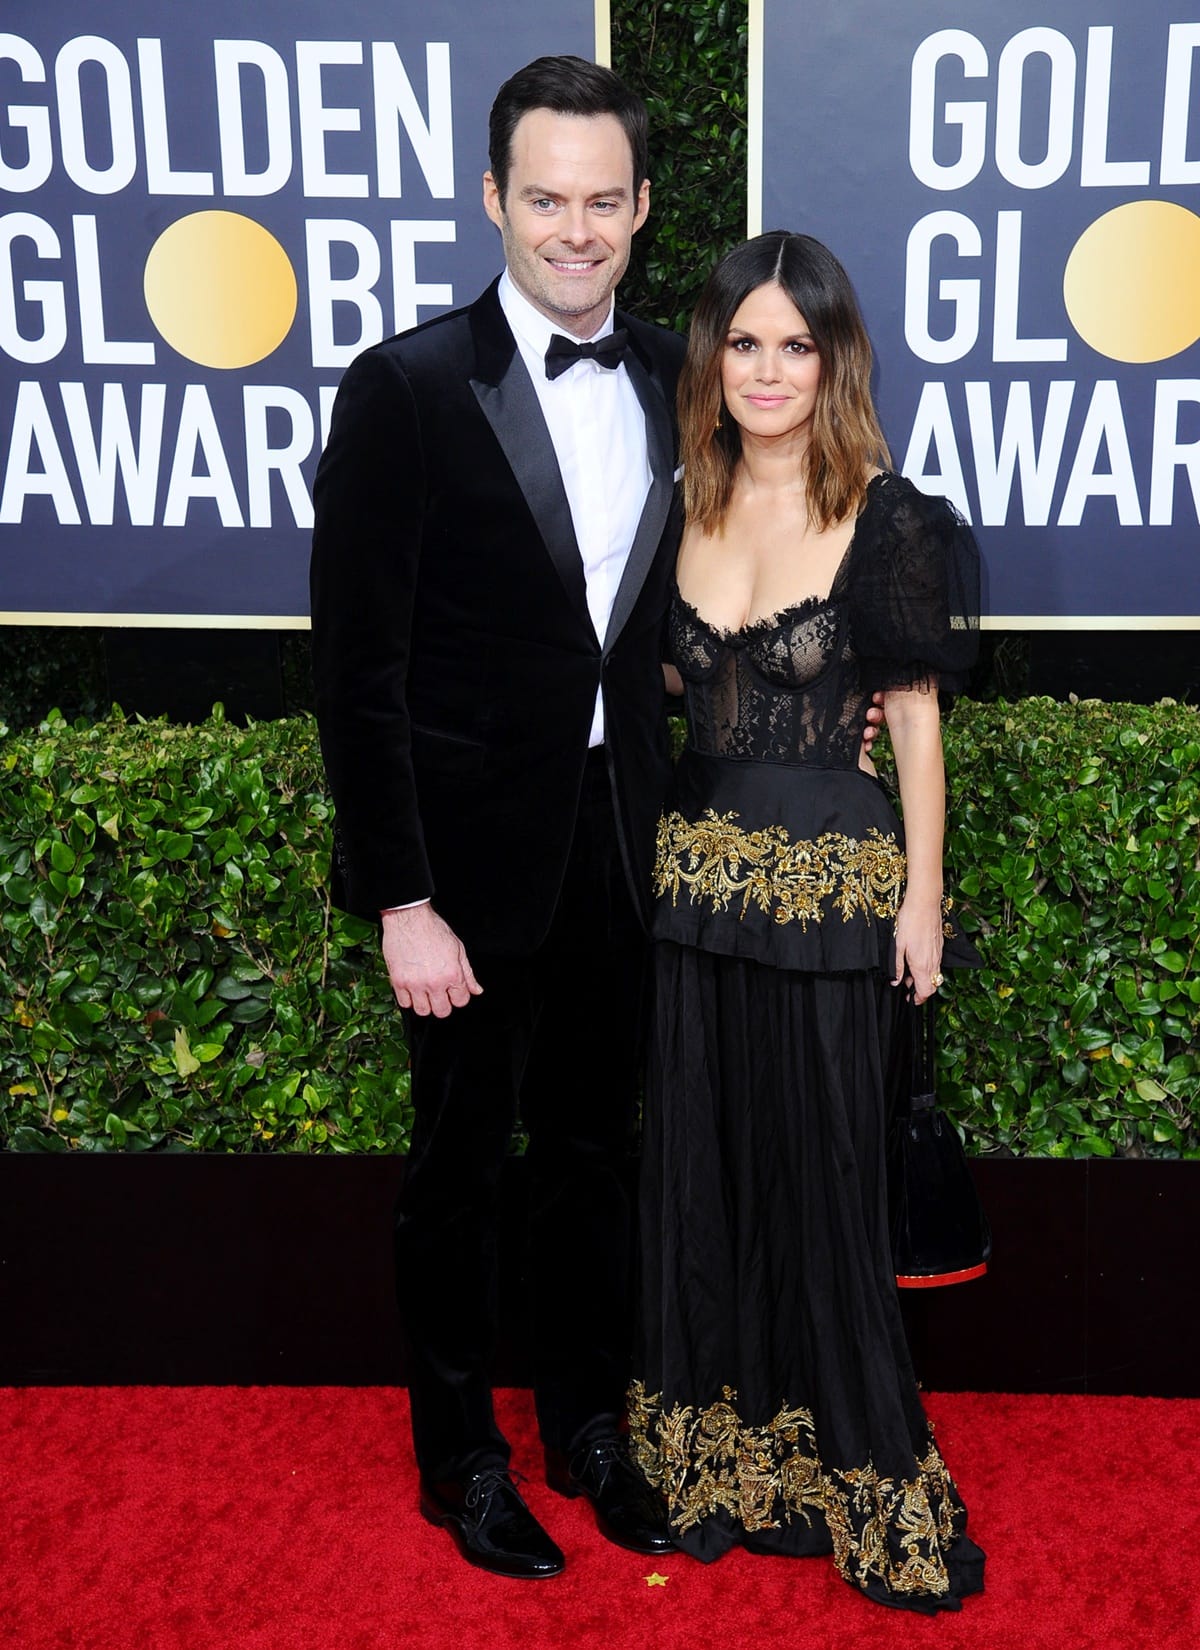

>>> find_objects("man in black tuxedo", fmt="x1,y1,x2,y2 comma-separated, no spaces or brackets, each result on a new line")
310,57,682,1578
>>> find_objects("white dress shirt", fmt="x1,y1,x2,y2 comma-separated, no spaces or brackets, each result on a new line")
498,270,652,747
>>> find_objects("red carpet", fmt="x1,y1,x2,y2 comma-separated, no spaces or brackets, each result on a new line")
4,1387,1197,1650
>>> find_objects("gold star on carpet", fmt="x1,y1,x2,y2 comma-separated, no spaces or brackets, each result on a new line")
644,1572,669,1587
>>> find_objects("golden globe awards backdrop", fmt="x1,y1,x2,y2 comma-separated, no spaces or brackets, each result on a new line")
0,2,605,626
750,1,1200,626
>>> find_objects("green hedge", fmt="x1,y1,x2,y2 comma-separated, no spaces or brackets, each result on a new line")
0,712,404,1154
937,698,1198,1158
2,701,1197,1156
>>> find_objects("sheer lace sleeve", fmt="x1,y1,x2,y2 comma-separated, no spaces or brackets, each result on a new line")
849,475,980,694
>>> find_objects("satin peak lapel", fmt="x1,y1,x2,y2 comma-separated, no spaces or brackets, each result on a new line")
468,302,592,631
604,339,674,653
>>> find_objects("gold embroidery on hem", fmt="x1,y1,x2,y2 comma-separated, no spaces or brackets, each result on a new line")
628,1380,965,1599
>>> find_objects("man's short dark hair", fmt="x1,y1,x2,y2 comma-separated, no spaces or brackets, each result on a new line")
488,55,649,204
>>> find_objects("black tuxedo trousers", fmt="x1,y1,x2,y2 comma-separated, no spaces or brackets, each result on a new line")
396,748,648,1480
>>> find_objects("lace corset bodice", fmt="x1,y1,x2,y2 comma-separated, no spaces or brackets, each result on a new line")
668,472,980,768
670,590,869,768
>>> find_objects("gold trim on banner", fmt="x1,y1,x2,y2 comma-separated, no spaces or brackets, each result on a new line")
980,616,1200,631
594,0,611,68
3,613,1198,632
747,0,764,236
0,613,311,630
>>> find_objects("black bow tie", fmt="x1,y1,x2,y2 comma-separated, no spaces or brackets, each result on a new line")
544,328,629,380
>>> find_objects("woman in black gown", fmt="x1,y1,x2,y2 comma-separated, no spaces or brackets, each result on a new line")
628,233,985,1612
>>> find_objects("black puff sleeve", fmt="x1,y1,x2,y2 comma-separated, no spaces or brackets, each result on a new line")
849,473,980,694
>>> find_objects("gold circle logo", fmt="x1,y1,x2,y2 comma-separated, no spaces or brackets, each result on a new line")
1063,201,1200,364
143,211,298,369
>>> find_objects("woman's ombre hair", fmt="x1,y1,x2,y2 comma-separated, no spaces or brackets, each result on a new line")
679,232,890,533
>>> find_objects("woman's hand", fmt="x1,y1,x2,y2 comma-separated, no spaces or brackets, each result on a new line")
892,895,944,1005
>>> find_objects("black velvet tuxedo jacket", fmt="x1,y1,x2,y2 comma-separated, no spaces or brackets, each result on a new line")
309,279,686,955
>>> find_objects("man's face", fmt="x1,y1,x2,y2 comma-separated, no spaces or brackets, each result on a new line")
484,108,650,339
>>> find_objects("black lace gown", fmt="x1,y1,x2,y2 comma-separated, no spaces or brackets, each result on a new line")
628,473,986,1612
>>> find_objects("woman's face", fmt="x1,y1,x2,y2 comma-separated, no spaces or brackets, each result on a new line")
719,281,822,443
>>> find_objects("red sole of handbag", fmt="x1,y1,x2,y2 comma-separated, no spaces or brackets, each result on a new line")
895,1262,989,1289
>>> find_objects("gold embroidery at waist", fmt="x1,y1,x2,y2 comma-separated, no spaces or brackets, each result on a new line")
653,807,906,930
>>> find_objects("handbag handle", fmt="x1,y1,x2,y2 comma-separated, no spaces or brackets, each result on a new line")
910,996,937,1112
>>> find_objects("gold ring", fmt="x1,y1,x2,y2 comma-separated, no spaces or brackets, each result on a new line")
931,972,944,989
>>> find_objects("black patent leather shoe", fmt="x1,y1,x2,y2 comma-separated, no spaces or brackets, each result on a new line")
545,1436,674,1554
419,1468,565,1578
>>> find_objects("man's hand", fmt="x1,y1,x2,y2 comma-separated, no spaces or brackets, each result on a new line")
862,690,886,752
380,903,482,1019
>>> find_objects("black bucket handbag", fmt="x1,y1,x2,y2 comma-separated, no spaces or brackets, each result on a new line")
889,995,991,1289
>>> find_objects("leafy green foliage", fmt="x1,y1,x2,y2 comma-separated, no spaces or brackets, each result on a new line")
1,711,408,1153
614,0,749,332
934,698,1200,1159
2,701,1197,1158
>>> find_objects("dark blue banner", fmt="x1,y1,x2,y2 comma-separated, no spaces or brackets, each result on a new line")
0,1,600,623
754,1,1200,624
